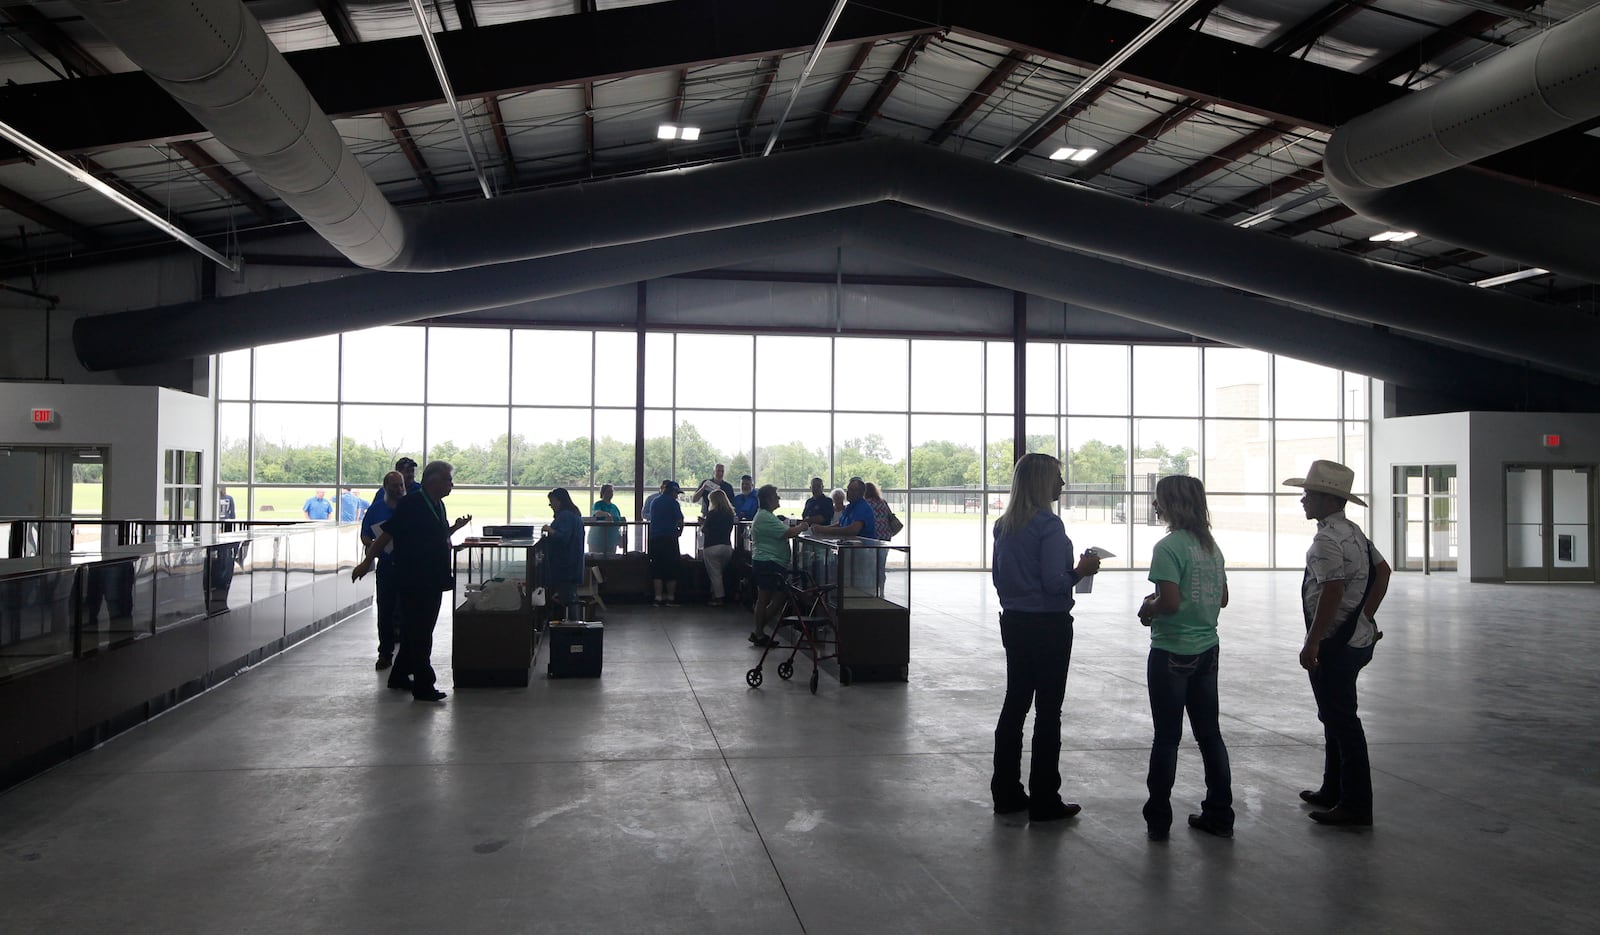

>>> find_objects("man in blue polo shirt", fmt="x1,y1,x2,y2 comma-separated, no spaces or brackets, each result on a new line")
302,489,333,520
338,486,368,523
732,475,759,520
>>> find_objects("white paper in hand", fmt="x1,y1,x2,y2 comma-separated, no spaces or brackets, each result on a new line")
1075,546,1114,593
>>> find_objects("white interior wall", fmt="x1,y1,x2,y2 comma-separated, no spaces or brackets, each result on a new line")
0,383,162,518
1370,400,1473,575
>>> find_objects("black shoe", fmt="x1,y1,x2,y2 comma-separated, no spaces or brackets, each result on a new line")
386,679,412,691
1029,801,1081,823
1310,807,1372,827
1299,789,1338,808
412,689,447,702
993,793,1030,816
1188,813,1234,838
1147,826,1169,841
375,653,393,671
748,632,764,644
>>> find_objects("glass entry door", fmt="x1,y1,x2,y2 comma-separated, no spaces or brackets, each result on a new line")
0,446,108,555
1505,465,1594,582
1394,465,1457,573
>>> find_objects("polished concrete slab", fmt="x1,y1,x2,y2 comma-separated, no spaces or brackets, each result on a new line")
2,571,1597,933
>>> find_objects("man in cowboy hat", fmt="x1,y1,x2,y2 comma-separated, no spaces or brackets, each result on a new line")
1284,459,1392,828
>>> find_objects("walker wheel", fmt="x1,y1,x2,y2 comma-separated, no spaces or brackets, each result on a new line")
809,670,819,694
745,667,763,688
778,661,794,680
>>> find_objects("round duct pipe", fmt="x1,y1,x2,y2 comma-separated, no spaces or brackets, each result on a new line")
1323,4,1600,281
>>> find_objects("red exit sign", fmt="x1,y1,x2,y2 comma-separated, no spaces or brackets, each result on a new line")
31,408,56,425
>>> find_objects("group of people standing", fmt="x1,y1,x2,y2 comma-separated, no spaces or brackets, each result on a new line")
352,457,471,702
991,454,1390,837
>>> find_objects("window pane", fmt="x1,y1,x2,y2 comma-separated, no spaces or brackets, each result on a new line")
1064,416,1129,566
677,334,753,409
512,407,591,488
912,340,982,413
340,405,423,491
1024,342,1057,415
1205,348,1268,418
1275,355,1338,418
986,341,1014,414
593,409,638,493
1345,421,1367,492
910,414,983,568
675,410,751,491
643,409,674,487
428,328,508,405
1343,371,1368,421
1066,344,1127,415
217,348,250,400
255,335,337,401
251,486,338,520
253,403,336,483
835,413,905,492
428,406,509,485
218,402,250,483
512,330,593,406
1204,420,1270,492
1276,421,1341,483
835,338,907,411
594,331,638,408
342,326,424,403
1209,494,1270,568
755,412,830,490
644,333,673,407
756,335,831,409
1134,418,1199,480
1133,346,1199,416
445,489,506,538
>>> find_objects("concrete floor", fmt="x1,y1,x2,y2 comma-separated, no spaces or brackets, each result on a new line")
2,571,1597,934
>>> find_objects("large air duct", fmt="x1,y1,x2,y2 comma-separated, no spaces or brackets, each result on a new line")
1324,4,1600,282
65,0,406,268
75,204,1591,410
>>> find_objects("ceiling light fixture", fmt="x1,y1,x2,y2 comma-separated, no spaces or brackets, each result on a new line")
1368,230,1419,242
0,118,237,271
1234,187,1329,229
1049,147,1098,163
657,123,701,141
1474,267,1551,288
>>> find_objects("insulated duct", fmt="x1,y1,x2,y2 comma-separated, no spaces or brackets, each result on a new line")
843,206,1590,412
75,204,1591,410
73,212,853,368
1324,4,1600,282
65,0,406,268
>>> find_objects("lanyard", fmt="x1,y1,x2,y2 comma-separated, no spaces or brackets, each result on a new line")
422,493,447,527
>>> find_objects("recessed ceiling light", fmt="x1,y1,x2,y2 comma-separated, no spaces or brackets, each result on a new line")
1368,230,1418,243
657,123,679,140
1068,147,1097,162
679,126,701,141
1050,146,1097,162
1474,267,1550,288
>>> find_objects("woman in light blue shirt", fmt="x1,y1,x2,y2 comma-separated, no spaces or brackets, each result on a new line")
1137,475,1232,840
990,453,1100,822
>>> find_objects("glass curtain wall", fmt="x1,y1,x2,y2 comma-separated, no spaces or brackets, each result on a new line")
217,327,1367,569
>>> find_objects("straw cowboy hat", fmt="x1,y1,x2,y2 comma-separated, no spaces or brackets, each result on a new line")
1282,459,1367,507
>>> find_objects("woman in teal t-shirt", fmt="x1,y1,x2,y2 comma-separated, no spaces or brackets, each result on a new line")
1137,475,1233,841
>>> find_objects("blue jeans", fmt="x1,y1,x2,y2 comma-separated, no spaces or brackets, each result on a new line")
991,610,1073,809
1144,644,1233,831
1309,639,1375,811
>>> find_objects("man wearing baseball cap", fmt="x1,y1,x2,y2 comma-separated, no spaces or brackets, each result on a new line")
1284,459,1392,828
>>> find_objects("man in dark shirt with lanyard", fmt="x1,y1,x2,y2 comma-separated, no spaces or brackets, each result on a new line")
353,460,470,701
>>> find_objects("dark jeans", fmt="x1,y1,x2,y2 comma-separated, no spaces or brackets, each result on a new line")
1144,644,1233,831
375,560,400,654
991,610,1073,808
394,587,444,695
1309,639,1376,811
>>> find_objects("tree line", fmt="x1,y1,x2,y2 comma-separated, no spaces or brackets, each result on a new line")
222,423,1194,490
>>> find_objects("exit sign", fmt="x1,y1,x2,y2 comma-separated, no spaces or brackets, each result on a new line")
31,408,57,426
1542,434,1561,448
